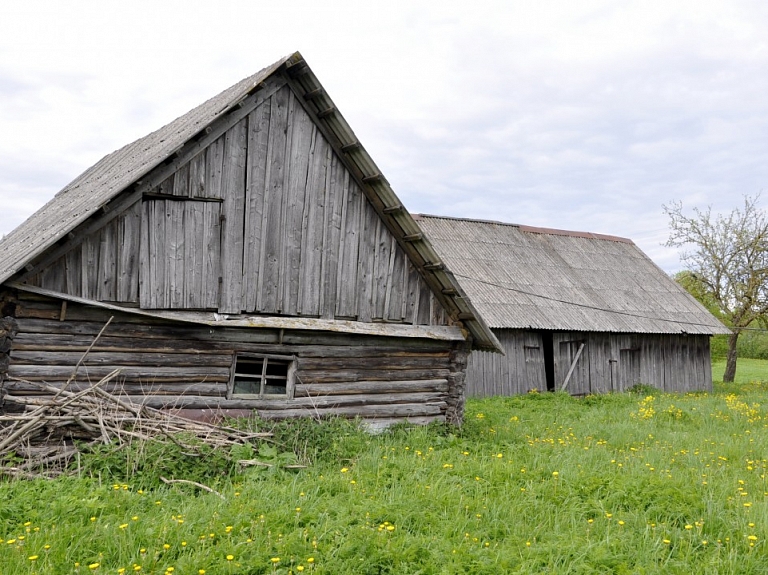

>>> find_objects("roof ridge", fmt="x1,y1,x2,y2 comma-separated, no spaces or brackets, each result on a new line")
414,213,633,244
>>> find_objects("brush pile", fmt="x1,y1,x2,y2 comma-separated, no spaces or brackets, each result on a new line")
0,375,273,479
0,319,275,479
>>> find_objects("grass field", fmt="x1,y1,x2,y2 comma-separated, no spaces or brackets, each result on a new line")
2,360,768,574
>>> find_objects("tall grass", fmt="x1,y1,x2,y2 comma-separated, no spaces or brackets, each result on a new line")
2,365,768,573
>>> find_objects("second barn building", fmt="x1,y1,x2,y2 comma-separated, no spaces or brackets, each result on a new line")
415,215,730,396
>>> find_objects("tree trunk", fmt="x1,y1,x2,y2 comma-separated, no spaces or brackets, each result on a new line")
723,331,740,383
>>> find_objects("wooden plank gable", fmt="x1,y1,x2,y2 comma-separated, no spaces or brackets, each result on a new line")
23,85,449,327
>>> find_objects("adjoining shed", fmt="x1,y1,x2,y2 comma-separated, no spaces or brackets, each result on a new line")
414,215,730,396
0,53,501,426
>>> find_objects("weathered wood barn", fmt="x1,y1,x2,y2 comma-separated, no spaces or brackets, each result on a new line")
0,53,502,426
415,215,730,396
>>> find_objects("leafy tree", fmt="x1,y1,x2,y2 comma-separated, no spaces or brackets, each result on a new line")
664,194,768,382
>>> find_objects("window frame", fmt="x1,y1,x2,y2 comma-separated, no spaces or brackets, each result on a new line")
227,353,297,400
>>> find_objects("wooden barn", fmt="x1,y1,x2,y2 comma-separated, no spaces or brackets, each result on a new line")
0,53,502,426
414,215,730,396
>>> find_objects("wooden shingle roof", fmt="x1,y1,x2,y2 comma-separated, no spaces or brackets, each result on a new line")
415,214,730,335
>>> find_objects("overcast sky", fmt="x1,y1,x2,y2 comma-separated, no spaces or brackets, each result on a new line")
1,0,767,272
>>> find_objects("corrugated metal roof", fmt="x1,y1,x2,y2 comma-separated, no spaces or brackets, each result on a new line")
416,214,730,335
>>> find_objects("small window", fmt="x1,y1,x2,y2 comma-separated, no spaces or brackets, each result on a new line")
228,354,296,399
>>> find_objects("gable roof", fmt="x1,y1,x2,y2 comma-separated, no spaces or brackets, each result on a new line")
415,214,730,335
0,52,501,352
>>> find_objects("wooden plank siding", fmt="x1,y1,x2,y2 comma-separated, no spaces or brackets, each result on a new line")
466,328,713,397
2,293,466,424
26,85,446,327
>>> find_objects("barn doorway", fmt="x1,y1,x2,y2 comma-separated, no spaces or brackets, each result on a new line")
541,331,555,391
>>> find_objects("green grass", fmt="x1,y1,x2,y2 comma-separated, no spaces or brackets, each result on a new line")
3,363,768,573
712,357,768,386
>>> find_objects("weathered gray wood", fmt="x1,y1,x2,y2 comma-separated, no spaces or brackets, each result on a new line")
219,118,248,314
298,356,451,371
297,368,451,384
10,350,233,367
259,88,291,313
4,380,226,397
320,153,343,319
283,95,313,316
295,379,448,396
243,102,271,312
7,365,231,382
205,134,225,200
117,203,141,303
335,172,361,317
356,198,378,322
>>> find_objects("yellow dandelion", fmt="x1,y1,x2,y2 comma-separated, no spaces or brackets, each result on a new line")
307,557,315,563
28,555,39,561
297,567,305,572
89,563,100,570
226,555,234,561
271,557,280,563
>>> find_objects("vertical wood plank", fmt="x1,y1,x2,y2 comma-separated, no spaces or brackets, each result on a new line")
372,217,392,319
335,174,361,317
173,163,190,196
298,126,329,316
258,88,290,313
65,247,82,297
387,242,406,321
205,136,225,199
218,118,248,314
356,199,378,322
118,202,141,303
243,102,271,312
203,202,222,309
189,152,206,197
320,152,343,319
283,97,313,315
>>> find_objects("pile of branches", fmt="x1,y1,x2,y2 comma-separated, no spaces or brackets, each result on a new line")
0,318,281,481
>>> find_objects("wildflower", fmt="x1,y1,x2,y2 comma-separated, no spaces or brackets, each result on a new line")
226,555,234,561
496,453,503,458
552,471,559,477
89,563,100,570
685,525,693,530
663,539,671,544
340,468,349,473
307,557,315,563
28,555,39,561
748,535,758,541
297,567,305,572
199,571,206,575
163,544,171,550
119,524,129,529
271,558,280,564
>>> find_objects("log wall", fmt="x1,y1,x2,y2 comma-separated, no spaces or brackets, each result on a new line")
466,329,712,397
1,292,467,425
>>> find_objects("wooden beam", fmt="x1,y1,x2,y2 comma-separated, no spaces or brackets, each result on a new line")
316,107,336,118
402,233,423,242
341,141,360,153
560,343,586,392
